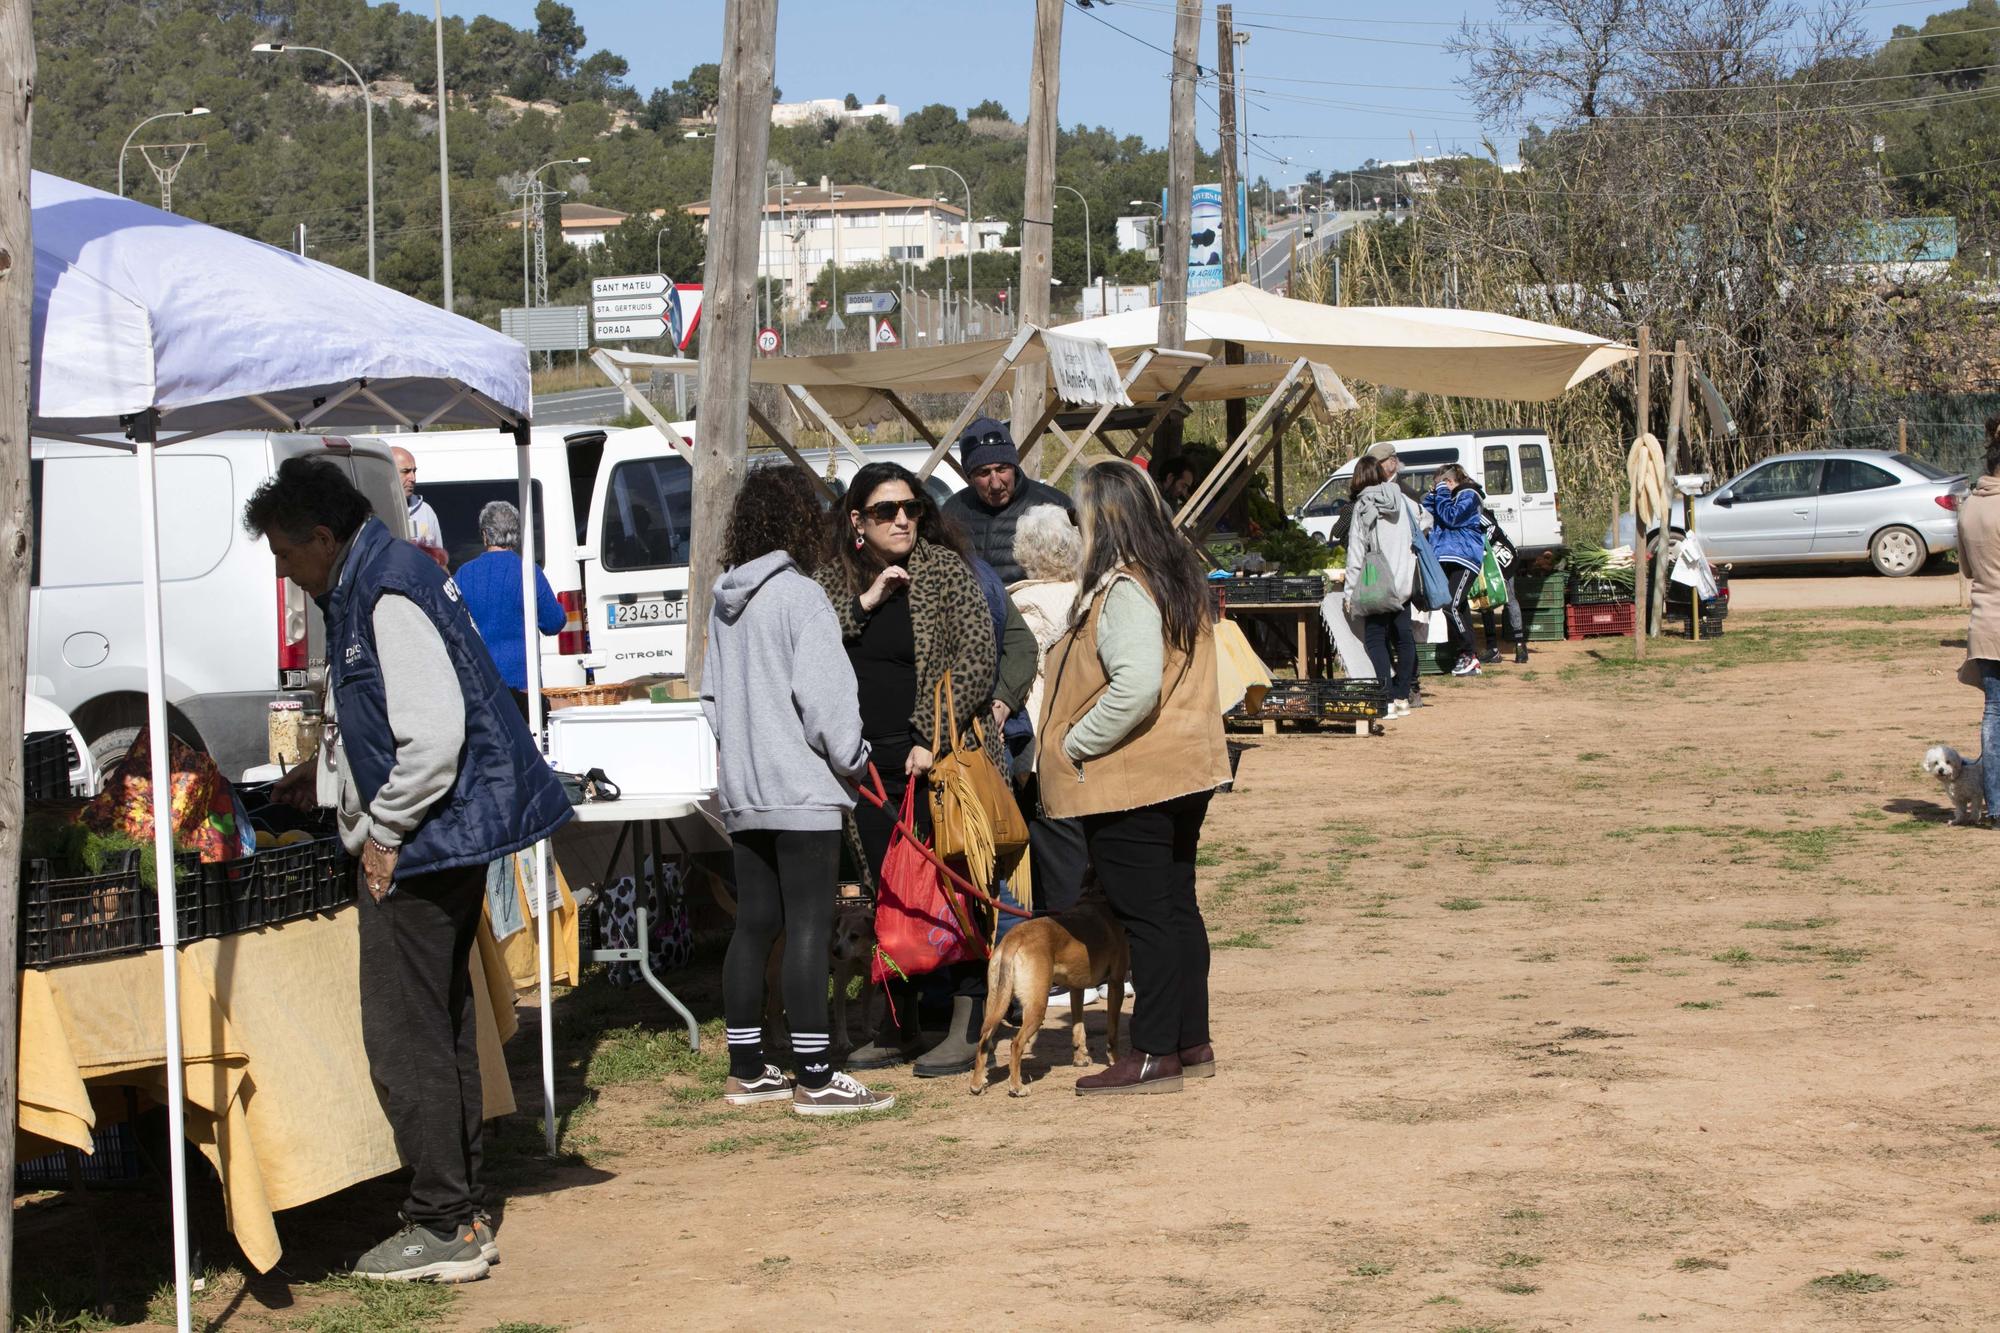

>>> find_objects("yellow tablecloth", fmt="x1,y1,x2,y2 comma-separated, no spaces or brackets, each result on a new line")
491,854,583,991
15,905,519,1273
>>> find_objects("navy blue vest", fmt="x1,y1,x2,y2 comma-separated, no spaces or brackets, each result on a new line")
319,518,573,878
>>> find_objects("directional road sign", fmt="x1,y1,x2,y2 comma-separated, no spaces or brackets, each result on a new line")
843,290,898,316
592,273,670,299
591,281,705,348
594,296,669,319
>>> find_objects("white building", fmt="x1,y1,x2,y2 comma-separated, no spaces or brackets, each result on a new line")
770,99,903,130
504,201,629,251
1114,214,1158,253
686,178,966,313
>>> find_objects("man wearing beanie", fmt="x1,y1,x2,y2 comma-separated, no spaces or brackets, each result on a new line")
940,416,1075,584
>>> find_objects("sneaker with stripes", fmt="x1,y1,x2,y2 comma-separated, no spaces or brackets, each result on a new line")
723,1063,795,1106
792,1071,896,1117
791,1031,834,1090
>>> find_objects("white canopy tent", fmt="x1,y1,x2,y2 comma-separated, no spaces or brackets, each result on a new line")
1055,282,1637,402
26,171,548,1330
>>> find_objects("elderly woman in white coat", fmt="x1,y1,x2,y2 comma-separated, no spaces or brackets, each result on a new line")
1343,454,1419,716
1007,504,1089,913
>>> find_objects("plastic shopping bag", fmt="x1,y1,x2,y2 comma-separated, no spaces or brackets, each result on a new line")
1470,544,1508,612
871,782,979,985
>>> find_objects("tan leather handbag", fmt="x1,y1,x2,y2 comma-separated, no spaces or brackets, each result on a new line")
926,670,1029,865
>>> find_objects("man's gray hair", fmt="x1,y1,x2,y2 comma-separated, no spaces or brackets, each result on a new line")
478,500,522,551
1013,504,1081,582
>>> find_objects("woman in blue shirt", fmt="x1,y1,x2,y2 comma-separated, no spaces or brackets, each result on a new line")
454,501,566,719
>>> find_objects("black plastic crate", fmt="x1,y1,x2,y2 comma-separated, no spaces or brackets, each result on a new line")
1271,575,1326,602
20,851,205,967
1568,578,1636,605
14,1120,144,1189
1252,677,1319,718
23,731,77,802
197,835,354,930
1320,677,1388,719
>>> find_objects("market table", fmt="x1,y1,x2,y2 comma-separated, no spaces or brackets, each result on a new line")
564,794,723,1051
14,906,520,1273
1220,600,1329,678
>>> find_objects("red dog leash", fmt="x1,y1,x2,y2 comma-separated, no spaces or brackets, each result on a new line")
856,763,1032,920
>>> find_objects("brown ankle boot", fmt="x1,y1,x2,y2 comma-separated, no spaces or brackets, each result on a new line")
1075,1050,1183,1096
1179,1044,1216,1078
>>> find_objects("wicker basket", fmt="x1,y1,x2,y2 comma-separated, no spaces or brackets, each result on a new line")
542,684,632,711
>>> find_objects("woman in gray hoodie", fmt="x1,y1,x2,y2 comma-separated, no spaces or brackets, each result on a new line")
700,464,893,1117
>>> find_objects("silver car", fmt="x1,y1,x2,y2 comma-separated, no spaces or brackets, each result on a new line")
1679,449,1965,577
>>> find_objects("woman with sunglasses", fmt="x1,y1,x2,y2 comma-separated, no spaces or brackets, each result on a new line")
815,462,999,1073
1040,460,1230,1095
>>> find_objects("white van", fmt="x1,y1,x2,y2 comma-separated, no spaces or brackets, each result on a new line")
1296,429,1564,558
29,433,408,780
581,439,965,683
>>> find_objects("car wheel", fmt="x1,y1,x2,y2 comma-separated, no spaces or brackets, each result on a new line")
1645,527,1686,566
1870,525,1925,577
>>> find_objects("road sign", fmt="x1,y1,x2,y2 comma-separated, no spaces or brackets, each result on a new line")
593,295,669,319
843,290,898,315
825,310,848,334
874,321,899,348
757,327,780,354
595,318,671,341
501,305,589,352
592,273,669,299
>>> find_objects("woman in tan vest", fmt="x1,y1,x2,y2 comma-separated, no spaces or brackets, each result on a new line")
1039,461,1232,1095
1957,422,2000,821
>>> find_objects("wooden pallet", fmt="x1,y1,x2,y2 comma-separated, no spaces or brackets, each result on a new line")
1226,714,1384,737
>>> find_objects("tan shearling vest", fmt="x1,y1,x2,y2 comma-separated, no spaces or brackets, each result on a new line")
1036,571,1231,819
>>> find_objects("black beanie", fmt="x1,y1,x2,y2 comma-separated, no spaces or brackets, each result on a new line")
955,416,1019,474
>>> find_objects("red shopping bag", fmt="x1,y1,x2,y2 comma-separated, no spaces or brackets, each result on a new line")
871,782,979,985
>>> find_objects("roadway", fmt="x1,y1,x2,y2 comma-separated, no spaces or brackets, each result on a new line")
530,386,630,426
1249,210,1375,292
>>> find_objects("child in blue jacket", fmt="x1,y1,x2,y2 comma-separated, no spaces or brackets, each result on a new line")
1423,465,1487,676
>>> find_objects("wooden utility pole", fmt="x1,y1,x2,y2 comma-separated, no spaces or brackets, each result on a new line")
687,0,776,688
1159,0,1200,354
1012,0,1063,462
0,1,34,1318
1215,4,1241,287
1654,339,1688,637
1631,325,1650,662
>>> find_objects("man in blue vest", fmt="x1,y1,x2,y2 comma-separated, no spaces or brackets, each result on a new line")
249,457,571,1283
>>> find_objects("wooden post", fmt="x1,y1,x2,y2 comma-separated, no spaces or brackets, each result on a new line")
1159,1,1200,354
1632,325,1650,661
1011,0,1063,451
1898,416,1908,453
687,0,777,689
0,1,31,1315
1215,4,1242,287
1653,340,1688,637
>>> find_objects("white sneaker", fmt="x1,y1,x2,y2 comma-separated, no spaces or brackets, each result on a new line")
792,1071,896,1117
1451,656,1482,677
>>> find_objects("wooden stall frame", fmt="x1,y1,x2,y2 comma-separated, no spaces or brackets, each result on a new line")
588,347,694,462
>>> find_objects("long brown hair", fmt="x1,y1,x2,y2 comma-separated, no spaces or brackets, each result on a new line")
1072,460,1208,655
827,461,972,594
1349,455,1387,498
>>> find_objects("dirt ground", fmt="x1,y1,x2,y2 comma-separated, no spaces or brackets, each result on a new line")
18,597,2000,1332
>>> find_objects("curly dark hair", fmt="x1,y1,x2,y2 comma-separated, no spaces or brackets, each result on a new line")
242,456,373,543
723,462,827,573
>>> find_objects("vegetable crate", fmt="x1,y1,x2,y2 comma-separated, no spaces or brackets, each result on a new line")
1245,677,1321,719
194,834,355,932
1567,578,1635,606
23,730,77,803
1416,643,1461,676
20,850,206,967
1320,677,1389,720
1566,601,1637,639
15,1121,144,1189
1510,572,1570,641
1209,574,1325,605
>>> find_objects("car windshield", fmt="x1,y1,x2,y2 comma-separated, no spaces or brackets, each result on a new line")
1895,453,1956,481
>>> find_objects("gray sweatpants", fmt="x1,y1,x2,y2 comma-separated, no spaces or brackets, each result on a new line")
358,862,487,1232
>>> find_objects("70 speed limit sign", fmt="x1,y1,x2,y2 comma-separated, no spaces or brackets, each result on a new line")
756,327,780,354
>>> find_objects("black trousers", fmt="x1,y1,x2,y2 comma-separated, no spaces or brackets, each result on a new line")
357,862,487,1232
1083,790,1213,1056
1021,773,1089,916
724,829,838,1052
1480,573,1523,647
1441,563,1480,658
1361,605,1418,702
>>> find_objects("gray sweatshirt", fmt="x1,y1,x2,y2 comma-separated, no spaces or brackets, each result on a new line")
700,551,871,833
317,533,467,856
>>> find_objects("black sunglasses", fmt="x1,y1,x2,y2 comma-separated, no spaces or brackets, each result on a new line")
962,430,1009,451
861,499,923,523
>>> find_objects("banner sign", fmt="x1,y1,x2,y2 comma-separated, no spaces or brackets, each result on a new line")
1042,331,1129,408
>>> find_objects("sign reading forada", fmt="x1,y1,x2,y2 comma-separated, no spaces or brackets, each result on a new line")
591,274,704,349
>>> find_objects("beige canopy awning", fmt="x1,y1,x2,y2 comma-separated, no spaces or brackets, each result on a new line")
1055,283,1636,402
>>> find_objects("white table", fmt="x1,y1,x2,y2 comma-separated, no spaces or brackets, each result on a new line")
565,792,722,1050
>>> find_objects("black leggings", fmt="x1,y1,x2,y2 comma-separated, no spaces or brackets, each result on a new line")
1361,605,1418,702
1442,563,1480,658
723,829,838,1063
1480,573,1522,647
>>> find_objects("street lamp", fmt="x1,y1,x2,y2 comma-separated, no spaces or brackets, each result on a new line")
1055,183,1092,297
1129,198,1163,252
911,163,973,336
118,107,209,200
522,156,588,308
255,42,378,281
431,1,454,312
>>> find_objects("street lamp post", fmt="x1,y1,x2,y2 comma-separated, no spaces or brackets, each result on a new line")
254,42,377,282
118,107,209,200
432,1,454,311
521,156,589,308
1129,198,1164,252
911,163,973,337
1055,183,1092,299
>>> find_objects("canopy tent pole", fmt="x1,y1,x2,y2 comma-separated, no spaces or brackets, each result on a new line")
746,400,838,501
781,384,873,472
515,420,559,1156
1188,382,1316,546
1174,356,1311,529
133,409,195,1333
915,324,1039,480
587,350,693,462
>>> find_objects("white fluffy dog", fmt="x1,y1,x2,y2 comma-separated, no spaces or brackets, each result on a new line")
1923,744,1986,825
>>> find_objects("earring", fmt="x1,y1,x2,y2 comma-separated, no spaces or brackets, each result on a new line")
854,534,865,550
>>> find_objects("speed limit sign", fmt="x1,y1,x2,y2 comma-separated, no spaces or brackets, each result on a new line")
756,327,780,354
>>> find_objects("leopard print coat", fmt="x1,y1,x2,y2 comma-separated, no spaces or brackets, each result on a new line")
815,537,1004,770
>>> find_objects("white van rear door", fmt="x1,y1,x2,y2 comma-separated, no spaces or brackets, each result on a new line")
1515,438,1561,549
1478,440,1527,549
583,437,694,682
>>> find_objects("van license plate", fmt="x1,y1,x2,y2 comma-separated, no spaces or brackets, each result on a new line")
607,595,686,628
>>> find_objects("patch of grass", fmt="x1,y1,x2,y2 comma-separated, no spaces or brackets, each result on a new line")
1502,1207,1545,1222
1441,1325,1516,1333
1874,1250,1907,1261
1412,987,1451,997
1498,992,1531,1000
1495,1281,1541,1295
1495,1251,1543,1269
1349,1260,1394,1277
1215,930,1271,949
1440,897,1485,912
485,1325,565,1333
585,1024,713,1089
1809,1270,1892,1294
1746,990,1781,998
1712,947,1756,965
1678,1000,1722,1010
1425,1293,1463,1306
292,1278,456,1333
1975,1212,2000,1225
1611,953,1651,963
1743,917,1834,931
1674,1256,1729,1272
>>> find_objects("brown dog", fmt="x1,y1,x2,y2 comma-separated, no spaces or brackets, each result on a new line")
970,898,1129,1097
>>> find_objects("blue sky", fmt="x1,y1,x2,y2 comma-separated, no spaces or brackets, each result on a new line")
459,1,1931,176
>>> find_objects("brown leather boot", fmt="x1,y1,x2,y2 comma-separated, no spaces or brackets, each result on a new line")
1075,1050,1183,1096
1179,1044,1216,1078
